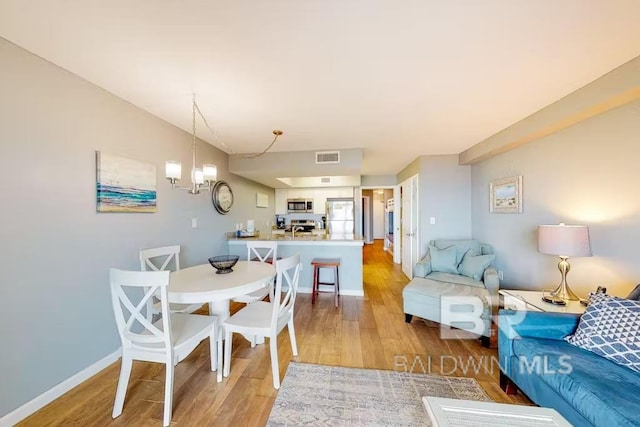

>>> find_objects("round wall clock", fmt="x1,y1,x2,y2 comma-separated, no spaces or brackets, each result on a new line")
211,180,234,214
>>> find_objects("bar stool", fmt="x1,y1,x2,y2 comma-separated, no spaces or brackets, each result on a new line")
310,258,341,307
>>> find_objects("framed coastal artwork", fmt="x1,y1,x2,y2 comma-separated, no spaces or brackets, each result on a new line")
96,151,157,213
490,175,522,213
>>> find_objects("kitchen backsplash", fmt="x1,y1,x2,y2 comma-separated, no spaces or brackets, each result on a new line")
277,213,324,224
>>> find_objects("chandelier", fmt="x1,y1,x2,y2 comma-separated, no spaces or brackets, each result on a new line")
165,95,217,194
165,94,284,194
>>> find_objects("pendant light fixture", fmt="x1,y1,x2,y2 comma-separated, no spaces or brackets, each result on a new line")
165,94,217,194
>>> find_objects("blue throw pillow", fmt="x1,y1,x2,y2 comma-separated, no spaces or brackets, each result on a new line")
457,250,495,281
565,294,640,373
433,240,481,265
429,245,458,274
587,291,610,305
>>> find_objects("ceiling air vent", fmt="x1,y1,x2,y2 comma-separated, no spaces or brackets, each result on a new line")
321,177,331,183
315,151,340,164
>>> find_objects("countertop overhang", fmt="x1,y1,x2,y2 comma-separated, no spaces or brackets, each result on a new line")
227,234,364,246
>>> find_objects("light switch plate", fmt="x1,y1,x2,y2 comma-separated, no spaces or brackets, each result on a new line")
191,218,198,228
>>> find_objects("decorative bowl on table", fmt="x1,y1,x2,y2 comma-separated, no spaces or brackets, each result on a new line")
208,255,239,274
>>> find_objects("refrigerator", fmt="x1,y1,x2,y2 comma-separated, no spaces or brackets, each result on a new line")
326,198,355,234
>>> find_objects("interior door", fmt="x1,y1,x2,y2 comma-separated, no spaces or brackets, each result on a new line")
373,191,385,239
401,175,419,279
362,196,372,244
393,186,401,264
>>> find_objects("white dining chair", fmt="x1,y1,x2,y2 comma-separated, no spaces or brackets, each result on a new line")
139,245,204,321
109,268,222,426
232,241,278,304
223,254,301,389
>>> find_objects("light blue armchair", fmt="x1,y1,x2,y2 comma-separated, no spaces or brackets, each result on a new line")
402,239,499,346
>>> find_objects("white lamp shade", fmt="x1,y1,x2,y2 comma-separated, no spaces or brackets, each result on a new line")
165,161,181,180
191,168,204,185
538,224,592,257
203,164,217,182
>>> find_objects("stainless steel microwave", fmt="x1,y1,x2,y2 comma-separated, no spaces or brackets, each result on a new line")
287,199,313,213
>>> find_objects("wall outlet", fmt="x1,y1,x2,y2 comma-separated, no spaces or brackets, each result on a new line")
191,218,198,229
498,270,504,281
430,217,436,225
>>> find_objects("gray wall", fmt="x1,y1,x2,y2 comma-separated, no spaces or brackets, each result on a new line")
229,147,363,188
361,174,396,186
419,156,472,255
230,148,363,176
471,100,640,297
396,157,420,183
229,242,364,295
397,155,472,258
0,38,274,417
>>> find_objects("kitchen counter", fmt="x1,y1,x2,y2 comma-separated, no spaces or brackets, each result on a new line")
227,233,364,296
227,232,364,246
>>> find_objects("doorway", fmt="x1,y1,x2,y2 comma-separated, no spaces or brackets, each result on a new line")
361,186,399,262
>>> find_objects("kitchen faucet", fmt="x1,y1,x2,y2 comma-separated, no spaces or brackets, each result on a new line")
292,226,304,239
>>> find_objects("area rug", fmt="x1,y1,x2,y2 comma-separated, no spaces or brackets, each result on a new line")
267,362,491,426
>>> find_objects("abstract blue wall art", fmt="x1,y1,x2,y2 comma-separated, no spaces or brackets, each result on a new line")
96,151,157,213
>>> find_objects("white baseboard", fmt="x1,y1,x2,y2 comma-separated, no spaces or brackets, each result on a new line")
298,286,364,297
0,349,121,426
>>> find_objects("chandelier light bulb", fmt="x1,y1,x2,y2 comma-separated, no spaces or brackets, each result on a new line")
203,164,217,182
165,161,182,180
192,168,204,185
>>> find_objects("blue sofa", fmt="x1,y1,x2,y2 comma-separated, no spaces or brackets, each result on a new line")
498,310,640,427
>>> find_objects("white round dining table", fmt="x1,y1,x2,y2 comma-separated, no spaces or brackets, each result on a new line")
168,261,275,324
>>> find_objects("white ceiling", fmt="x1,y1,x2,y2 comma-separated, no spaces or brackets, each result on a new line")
2,1,640,175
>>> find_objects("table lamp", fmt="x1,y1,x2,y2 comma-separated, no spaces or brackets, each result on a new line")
537,223,592,304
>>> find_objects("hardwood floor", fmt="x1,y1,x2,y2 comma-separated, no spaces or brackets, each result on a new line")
19,240,529,426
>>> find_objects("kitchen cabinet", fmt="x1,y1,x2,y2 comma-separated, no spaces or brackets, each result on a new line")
313,188,330,214
275,187,354,215
337,187,354,198
314,187,353,214
275,189,288,214
287,189,313,199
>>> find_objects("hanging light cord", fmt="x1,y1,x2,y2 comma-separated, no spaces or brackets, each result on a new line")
193,98,282,159
193,99,234,154
191,95,197,172
239,130,282,159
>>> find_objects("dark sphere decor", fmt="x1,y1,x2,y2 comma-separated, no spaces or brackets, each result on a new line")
208,255,239,274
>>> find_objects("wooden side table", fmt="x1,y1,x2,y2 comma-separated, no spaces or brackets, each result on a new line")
499,290,586,314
